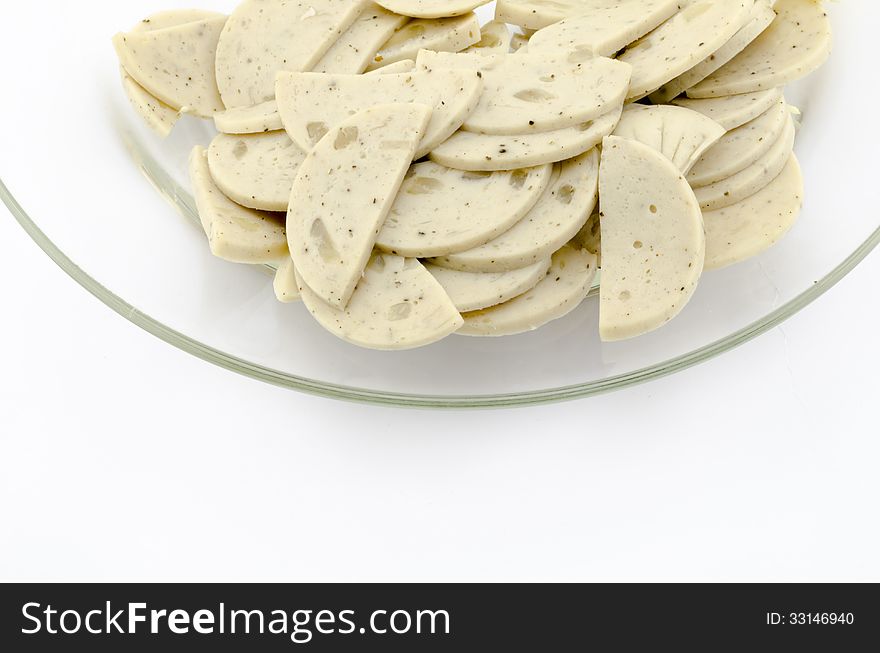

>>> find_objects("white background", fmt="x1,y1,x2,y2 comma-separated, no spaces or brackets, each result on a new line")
1,0,878,583
1,209,877,583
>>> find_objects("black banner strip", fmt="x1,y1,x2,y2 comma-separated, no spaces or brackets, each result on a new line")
1,583,877,650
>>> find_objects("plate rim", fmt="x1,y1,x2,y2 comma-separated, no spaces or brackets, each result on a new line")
5,1,874,409
4,174,878,409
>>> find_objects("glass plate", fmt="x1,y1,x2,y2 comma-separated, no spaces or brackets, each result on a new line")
2,1,877,408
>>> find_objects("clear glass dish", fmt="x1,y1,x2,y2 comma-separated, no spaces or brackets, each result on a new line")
2,1,876,408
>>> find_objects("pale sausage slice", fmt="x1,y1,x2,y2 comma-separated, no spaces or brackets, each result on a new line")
430,148,599,272
287,104,431,309
313,4,408,74
119,10,224,137
687,97,788,187
599,136,705,342
366,14,481,71
649,0,775,103
612,104,725,175
189,147,288,264
672,88,782,131
207,132,307,212
215,0,366,109
693,114,795,211
704,155,803,270
367,59,416,74
276,69,481,159
274,257,302,303
375,1,489,19
463,20,512,56
510,32,530,53
297,255,463,350
458,246,598,337
214,101,284,135
618,0,755,101
120,77,179,139
128,9,223,30
214,59,415,135
571,213,602,268
527,0,682,58
113,16,228,118
417,50,631,135
495,0,599,31
376,162,553,258
687,0,833,98
426,259,551,312
429,106,620,172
